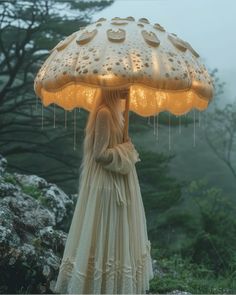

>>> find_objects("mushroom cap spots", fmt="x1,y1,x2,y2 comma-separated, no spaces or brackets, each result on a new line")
112,16,135,21
183,41,200,58
168,34,187,52
139,17,150,24
107,28,126,43
96,17,106,22
125,16,135,21
153,23,165,32
35,16,214,108
141,30,160,47
111,21,128,26
51,32,77,52
76,29,98,45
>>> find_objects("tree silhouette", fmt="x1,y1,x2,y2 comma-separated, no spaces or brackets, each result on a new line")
204,68,236,179
0,0,113,192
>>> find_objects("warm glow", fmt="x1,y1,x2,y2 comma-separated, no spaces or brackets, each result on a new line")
40,83,210,116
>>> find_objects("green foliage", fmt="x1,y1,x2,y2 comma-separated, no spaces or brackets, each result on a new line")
204,102,236,179
150,208,200,254
129,111,194,134
183,179,236,274
61,0,114,12
136,149,190,255
20,183,49,206
158,111,194,127
149,177,236,295
21,184,41,199
0,0,113,194
137,149,182,212
149,253,236,293
3,173,18,185
21,185,42,200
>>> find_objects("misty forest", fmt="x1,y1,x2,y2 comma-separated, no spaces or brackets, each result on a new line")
0,0,236,294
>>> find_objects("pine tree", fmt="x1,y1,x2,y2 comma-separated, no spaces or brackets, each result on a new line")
0,0,113,190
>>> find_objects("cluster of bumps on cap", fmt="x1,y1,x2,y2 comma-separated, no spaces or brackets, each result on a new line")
54,16,199,56
35,16,212,96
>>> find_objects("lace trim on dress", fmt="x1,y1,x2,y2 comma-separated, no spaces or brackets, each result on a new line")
58,240,152,288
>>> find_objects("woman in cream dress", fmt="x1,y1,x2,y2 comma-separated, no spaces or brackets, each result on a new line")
53,88,154,294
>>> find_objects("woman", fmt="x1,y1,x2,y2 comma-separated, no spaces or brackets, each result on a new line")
53,87,154,294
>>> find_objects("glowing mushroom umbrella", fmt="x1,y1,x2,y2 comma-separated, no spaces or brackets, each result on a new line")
34,16,214,146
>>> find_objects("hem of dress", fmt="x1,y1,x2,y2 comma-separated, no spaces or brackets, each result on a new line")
52,241,154,294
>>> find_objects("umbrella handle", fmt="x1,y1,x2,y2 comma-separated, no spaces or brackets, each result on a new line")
123,94,130,143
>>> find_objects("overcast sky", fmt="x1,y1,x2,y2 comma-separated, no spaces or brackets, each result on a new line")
92,0,236,100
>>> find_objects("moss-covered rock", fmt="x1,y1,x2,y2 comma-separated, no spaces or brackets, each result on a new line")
0,154,75,294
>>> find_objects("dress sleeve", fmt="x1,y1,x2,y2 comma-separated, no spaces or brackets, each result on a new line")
93,107,140,175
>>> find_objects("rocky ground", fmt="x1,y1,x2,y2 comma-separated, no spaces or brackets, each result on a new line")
0,154,76,293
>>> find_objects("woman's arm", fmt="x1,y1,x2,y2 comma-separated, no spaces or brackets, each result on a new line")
93,107,140,175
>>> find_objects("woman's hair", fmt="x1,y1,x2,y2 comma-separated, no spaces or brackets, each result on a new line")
77,87,129,187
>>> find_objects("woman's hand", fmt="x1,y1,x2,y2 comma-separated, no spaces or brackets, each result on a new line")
122,136,141,163
125,137,141,163
124,136,132,143
124,136,135,150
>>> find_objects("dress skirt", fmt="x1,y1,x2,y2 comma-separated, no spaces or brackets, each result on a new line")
53,106,154,294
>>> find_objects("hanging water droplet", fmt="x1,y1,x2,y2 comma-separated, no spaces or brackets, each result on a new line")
65,110,67,128
155,114,159,142
179,115,181,134
35,96,38,111
153,115,156,135
41,102,44,129
73,108,77,151
79,108,81,112
198,110,201,127
148,116,151,125
53,103,56,128
169,112,171,151
193,109,196,147
203,111,206,129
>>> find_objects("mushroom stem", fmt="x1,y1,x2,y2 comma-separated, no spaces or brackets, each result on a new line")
123,94,130,142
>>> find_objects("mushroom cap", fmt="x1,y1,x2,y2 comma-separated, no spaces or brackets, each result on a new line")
34,17,214,116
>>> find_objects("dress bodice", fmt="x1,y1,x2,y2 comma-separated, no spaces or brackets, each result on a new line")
92,105,140,176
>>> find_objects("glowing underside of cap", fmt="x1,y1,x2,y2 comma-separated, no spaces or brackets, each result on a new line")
39,83,209,116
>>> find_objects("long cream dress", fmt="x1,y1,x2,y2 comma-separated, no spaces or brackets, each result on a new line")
53,105,154,294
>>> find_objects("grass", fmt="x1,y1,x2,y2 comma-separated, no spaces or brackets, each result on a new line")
149,253,236,294
3,173,18,185
20,183,49,206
